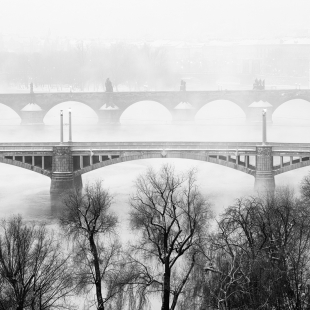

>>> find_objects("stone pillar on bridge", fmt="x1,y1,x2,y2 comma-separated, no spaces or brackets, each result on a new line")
20,107,45,124
20,88,45,125
254,110,275,193
171,102,196,123
98,93,121,124
247,100,273,123
50,146,82,194
254,146,275,193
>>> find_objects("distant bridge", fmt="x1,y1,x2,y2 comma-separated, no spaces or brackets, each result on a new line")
1,141,310,193
0,89,309,124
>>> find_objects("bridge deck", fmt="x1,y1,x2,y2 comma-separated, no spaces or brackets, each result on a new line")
1,141,310,181
0,142,310,153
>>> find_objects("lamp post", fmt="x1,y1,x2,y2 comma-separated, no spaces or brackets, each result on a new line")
60,110,63,144
262,109,267,145
68,108,72,142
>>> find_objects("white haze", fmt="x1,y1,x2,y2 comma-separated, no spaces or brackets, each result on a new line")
1,0,310,40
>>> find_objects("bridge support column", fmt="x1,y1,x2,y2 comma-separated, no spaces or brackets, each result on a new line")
170,109,196,123
97,109,122,125
50,146,82,194
20,91,45,125
98,94,121,125
246,106,273,123
20,110,45,125
254,146,275,193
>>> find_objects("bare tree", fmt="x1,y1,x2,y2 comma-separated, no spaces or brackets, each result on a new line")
300,173,310,201
193,187,310,310
0,274,14,309
60,181,122,310
0,215,74,310
129,164,212,310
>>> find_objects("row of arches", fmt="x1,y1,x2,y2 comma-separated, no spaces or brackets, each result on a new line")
1,156,309,220
0,99,310,125
1,156,309,196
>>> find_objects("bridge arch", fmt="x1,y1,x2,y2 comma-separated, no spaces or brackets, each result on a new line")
120,100,172,124
195,100,246,123
272,98,310,123
0,157,51,177
0,103,21,125
43,101,98,125
74,152,255,177
274,159,310,176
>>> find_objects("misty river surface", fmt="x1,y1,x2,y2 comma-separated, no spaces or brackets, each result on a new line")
1,98,310,228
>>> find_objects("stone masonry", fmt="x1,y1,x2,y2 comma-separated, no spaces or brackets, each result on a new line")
50,146,82,194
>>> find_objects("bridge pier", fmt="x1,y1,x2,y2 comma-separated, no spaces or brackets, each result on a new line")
97,93,121,124
97,109,121,124
170,107,196,123
50,146,82,194
246,105,273,123
254,146,275,193
20,91,45,125
254,110,275,193
20,109,45,125
51,172,82,193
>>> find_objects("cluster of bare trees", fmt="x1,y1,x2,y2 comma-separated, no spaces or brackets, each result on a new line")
2,165,310,309
0,43,178,91
0,217,75,309
58,165,212,310
182,187,310,310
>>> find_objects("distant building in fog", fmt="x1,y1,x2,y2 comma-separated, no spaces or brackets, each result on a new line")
158,39,310,89
1,34,310,90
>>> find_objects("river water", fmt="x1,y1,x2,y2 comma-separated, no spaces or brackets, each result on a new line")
1,98,310,308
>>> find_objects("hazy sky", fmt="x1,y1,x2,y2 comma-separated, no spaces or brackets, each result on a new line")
1,0,310,40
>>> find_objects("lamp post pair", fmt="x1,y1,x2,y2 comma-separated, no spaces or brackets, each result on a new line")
60,109,72,144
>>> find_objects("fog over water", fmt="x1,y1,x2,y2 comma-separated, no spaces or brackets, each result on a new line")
1,98,310,230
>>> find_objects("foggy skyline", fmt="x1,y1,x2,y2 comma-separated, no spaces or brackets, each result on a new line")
1,0,310,41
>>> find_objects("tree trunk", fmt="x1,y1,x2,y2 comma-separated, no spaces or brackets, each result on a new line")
16,301,24,310
89,235,105,310
161,264,171,310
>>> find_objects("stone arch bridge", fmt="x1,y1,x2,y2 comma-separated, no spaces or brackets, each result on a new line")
0,141,310,194
0,89,309,124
